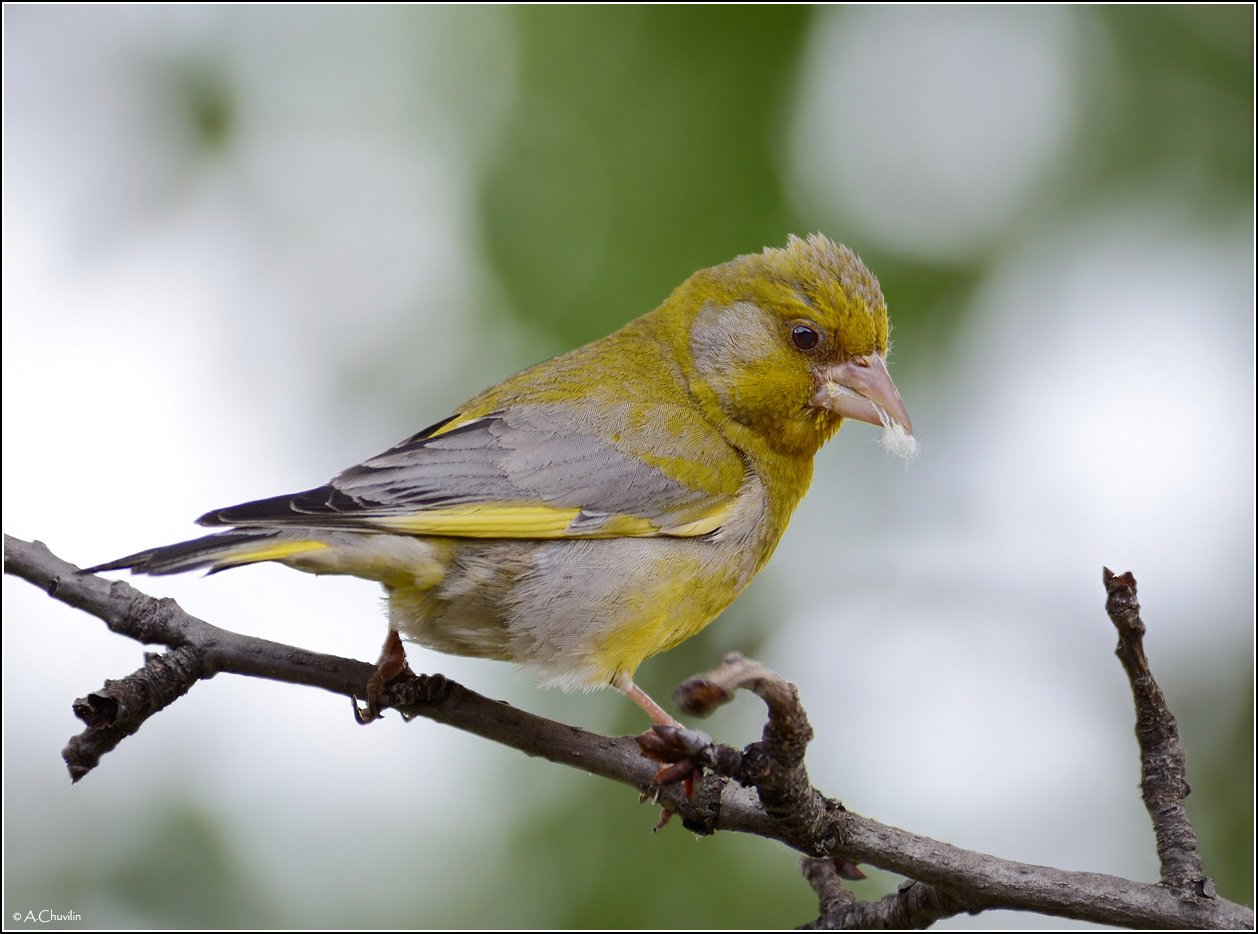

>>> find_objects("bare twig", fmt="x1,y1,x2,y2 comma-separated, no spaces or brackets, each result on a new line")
63,644,204,781
665,653,1245,930
1104,567,1214,902
799,857,972,930
4,535,1253,929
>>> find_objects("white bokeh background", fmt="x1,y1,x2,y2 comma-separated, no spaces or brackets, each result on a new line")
4,6,1252,928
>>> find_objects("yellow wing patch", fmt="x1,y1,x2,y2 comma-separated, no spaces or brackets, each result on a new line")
658,500,737,537
423,411,487,439
368,502,730,539
373,504,587,538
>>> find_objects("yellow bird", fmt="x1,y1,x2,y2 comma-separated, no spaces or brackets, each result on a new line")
89,234,914,726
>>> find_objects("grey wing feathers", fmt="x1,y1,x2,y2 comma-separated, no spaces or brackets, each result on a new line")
199,406,729,533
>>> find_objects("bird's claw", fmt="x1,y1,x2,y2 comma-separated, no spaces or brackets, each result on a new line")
351,693,382,725
651,807,675,832
651,759,704,796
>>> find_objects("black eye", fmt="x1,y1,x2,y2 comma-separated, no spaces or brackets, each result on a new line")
791,324,820,351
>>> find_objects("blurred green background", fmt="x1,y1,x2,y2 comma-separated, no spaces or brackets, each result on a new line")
3,6,1252,928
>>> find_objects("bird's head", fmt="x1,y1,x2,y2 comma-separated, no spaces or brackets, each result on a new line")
667,234,915,460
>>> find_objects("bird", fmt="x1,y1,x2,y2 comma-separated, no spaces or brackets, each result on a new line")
87,234,914,728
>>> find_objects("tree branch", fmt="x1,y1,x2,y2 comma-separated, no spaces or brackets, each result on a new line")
4,535,1252,929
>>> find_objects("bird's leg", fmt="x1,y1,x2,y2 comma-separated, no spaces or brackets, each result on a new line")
354,629,412,724
614,674,681,727
615,674,705,798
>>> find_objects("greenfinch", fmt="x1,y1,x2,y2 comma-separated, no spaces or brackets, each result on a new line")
89,234,914,725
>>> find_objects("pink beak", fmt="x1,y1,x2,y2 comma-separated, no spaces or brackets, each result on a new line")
812,355,913,435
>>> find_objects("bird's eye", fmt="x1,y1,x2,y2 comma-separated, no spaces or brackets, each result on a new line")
791,324,820,351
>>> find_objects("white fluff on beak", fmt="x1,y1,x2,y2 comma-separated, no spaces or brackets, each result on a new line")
879,418,920,461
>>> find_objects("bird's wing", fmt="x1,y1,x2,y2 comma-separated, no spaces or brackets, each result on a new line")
198,403,747,539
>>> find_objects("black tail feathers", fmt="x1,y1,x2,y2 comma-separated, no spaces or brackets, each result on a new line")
83,530,281,576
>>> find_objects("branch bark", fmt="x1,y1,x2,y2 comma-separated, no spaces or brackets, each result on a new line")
4,535,1252,930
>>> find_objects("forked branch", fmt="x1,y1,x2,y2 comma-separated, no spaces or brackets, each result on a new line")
3,535,1252,929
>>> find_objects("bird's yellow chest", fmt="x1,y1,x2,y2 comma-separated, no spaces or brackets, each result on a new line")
580,464,794,684
588,548,746,674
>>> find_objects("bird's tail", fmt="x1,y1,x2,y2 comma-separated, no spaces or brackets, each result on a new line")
83,530,330,577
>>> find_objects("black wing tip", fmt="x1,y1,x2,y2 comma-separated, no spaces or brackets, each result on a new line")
81,546,177,575
197,486,336,526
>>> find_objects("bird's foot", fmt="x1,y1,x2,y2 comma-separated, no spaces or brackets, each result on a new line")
636,723,712,799
353,629,413,724
614,674,712,817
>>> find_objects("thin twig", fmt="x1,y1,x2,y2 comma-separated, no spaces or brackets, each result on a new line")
799,857,972,930
1104,567,1214,902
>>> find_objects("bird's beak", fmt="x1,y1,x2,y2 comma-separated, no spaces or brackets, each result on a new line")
812,355,913,435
